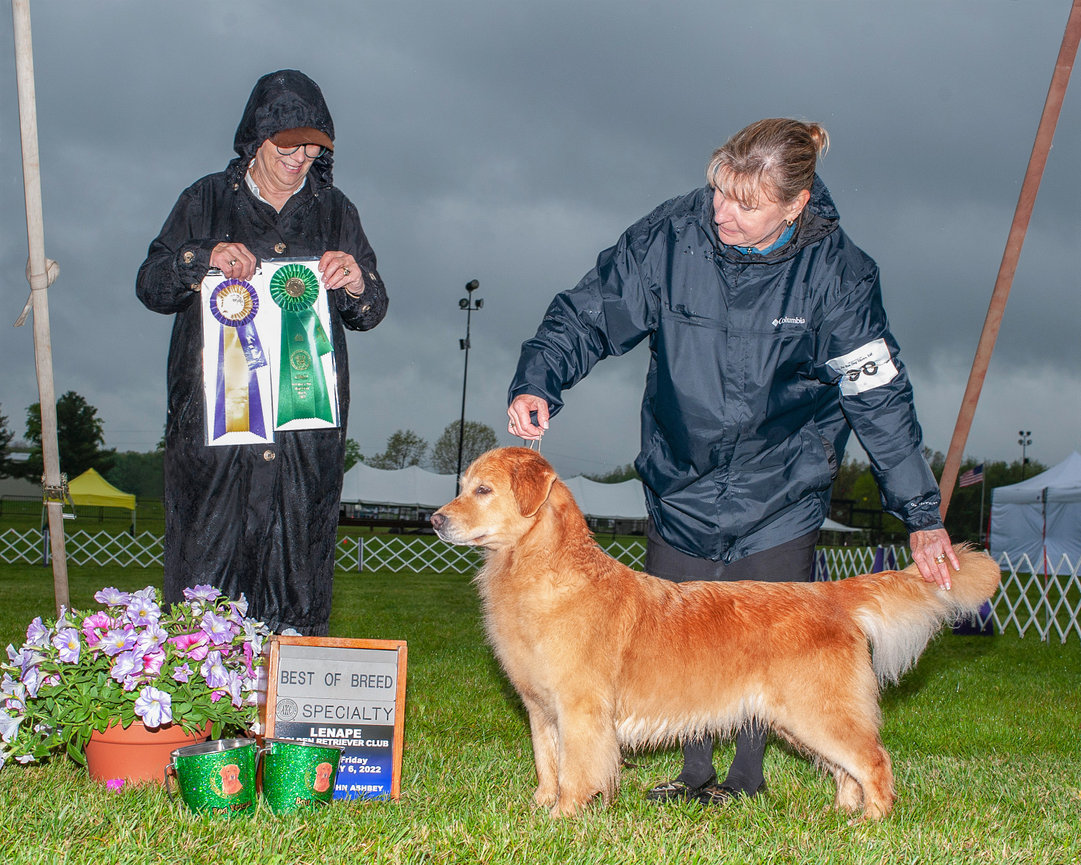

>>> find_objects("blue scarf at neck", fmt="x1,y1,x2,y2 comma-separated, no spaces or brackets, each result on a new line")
731,220,796,256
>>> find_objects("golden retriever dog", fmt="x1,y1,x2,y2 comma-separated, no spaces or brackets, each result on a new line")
431,447,1001,819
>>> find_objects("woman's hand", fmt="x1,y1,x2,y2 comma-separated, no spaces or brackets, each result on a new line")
210,242,258,281
910,528,959,590
507,394,550,441
319,251,365,296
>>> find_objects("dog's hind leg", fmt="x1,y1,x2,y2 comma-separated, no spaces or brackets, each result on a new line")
550,698,621,817
790,704,895,819
820,668,896,820
830,738,894,820
782,709,895,819
833,767,863,814
846,742,893,820
522,696,559,809
775,653,896,819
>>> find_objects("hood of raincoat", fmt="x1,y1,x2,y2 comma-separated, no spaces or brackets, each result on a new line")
227,69,335,188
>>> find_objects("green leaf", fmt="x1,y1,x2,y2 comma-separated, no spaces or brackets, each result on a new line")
65,740,86,766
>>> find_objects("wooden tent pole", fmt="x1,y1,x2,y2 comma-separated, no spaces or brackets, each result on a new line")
12,0,70,611
939,0,1081,519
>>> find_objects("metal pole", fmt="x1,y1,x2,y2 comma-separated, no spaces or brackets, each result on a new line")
939,0,1081,517
1040,488,1050,642
455,306,471,493
978,474,986,547
12,0,70,611
455,280,480,494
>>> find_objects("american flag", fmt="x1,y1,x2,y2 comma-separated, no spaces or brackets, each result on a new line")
959,463,984,488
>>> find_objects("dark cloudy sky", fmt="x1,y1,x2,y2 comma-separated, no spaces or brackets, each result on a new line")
2,1,1079,479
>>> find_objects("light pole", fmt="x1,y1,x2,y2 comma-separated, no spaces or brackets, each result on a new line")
456,280,482,493
1018,430,1032,479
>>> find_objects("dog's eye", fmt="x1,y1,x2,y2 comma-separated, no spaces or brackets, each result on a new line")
474,485,492,496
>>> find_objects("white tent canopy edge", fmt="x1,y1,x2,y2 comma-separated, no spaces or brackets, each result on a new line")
340,462,860,531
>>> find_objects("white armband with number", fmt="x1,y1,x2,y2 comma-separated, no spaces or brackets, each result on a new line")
827,338,898,396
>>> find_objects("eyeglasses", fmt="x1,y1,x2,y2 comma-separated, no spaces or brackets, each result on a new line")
274,143,327,159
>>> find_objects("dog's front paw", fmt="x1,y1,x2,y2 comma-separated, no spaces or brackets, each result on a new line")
532,786,557,809
548,793,593,818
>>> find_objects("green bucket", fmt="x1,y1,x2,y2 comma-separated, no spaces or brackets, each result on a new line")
260,738,344,814
165,738,258,817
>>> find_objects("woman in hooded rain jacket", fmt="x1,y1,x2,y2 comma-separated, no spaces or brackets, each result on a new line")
507,118,957,806
137,70,388,635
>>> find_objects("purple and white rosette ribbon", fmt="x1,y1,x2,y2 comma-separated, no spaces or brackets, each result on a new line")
209,279,267,439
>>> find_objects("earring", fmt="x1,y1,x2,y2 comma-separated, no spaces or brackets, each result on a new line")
785,218,794,227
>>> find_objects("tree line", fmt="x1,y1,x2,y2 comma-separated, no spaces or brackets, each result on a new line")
826,447,1042,545
0,394,1043,545
0,393,499,499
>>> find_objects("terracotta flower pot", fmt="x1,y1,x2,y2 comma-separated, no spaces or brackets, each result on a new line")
84,720,212,786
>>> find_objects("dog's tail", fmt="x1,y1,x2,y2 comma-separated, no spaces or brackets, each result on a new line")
840,544,1001,684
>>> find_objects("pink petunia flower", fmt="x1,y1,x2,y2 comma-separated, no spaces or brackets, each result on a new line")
81,612,113,649
142,650,165,678
168,632,210,660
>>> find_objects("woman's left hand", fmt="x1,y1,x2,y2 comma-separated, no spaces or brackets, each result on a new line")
910,528,959,590
319,251,365,297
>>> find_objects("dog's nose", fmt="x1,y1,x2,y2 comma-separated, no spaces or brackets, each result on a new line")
431,512,446,531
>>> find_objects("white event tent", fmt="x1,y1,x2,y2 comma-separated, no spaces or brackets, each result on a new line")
341,463,456,511
990,451,1081,575
339,462,647,520
340,462,859,531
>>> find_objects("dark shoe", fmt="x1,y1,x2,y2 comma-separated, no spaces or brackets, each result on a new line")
695,780,766,806
645,774,717,803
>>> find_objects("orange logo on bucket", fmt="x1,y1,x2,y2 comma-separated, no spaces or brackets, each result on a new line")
314,762,333,793
219,763,244,796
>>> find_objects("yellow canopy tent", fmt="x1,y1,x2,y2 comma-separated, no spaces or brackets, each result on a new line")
43,469,138,533
67,469,136,510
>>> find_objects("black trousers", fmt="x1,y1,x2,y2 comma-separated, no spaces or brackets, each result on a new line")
644,521,818,789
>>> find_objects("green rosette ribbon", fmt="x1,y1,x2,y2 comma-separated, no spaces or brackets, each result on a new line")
268,263,335,425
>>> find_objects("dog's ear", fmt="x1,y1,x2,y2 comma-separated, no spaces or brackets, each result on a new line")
511,458,557,518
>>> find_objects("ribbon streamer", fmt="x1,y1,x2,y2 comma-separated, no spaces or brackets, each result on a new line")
268,264,334,425
209,279,267,439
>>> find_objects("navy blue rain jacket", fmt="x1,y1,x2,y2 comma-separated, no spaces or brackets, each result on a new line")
509,178,943,562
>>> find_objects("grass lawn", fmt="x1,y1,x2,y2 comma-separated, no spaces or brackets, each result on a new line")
0,562,1078,864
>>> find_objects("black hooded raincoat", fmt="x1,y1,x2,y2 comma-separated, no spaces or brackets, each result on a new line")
137,70,388,634
510,178,942,563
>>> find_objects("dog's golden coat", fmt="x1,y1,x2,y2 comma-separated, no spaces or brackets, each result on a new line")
431,447,1000,818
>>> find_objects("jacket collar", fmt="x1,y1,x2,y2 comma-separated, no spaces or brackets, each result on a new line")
703,174,839,264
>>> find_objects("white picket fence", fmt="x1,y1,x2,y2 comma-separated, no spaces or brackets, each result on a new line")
1,528,1077,644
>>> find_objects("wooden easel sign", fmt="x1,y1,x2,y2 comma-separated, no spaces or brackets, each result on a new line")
263,636,407,800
